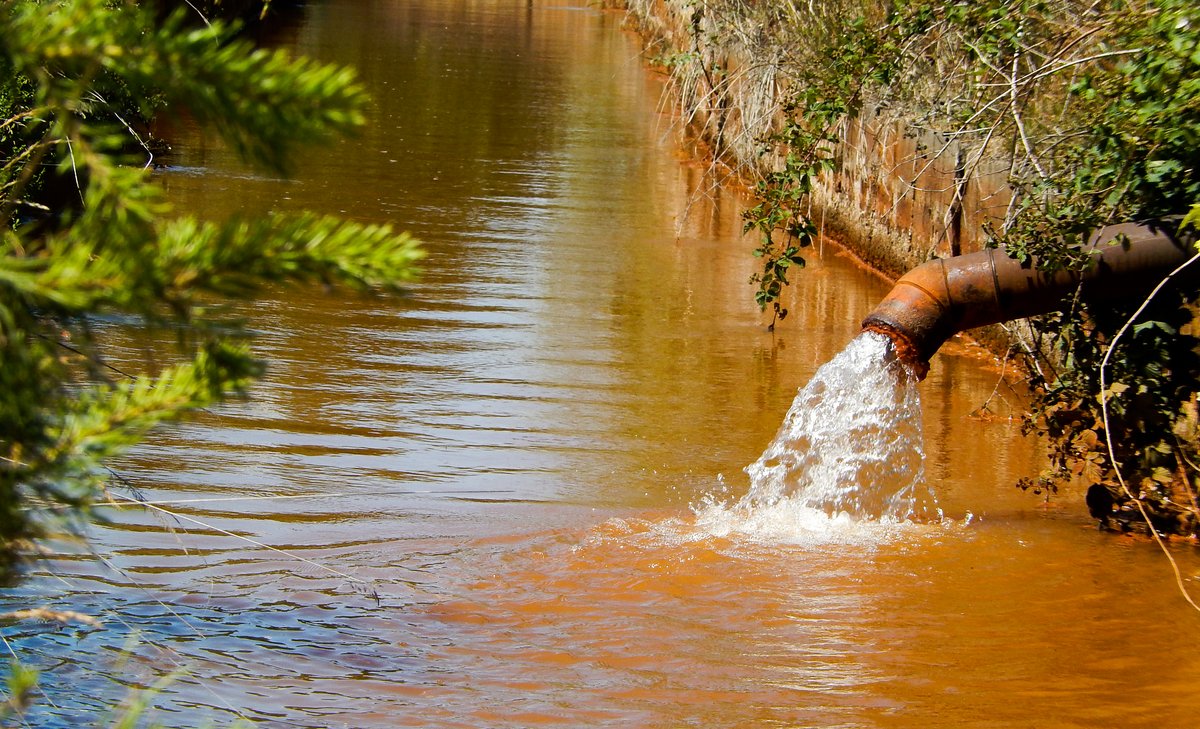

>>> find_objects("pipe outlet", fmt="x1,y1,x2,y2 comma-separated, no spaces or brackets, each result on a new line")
862,220,1197,376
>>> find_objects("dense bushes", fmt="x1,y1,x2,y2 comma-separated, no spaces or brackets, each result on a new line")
642,0,1200,534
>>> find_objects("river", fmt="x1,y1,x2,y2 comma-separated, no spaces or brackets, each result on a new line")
5,0,1200,726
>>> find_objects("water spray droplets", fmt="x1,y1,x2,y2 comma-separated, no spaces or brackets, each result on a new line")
695,331,939,542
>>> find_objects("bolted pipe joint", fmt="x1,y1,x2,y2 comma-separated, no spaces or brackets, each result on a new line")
862,220,1198,378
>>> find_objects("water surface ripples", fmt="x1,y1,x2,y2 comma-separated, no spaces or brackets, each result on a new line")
5,0,1200,726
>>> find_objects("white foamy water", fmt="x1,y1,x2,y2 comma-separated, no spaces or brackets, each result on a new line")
694,331,939,541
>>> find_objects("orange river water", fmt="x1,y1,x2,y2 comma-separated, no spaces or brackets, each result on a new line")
4,0,1200,726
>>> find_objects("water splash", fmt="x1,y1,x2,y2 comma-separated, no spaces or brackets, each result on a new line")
696,331,938,539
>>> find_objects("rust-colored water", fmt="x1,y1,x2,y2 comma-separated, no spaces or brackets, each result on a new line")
5,0,1200,726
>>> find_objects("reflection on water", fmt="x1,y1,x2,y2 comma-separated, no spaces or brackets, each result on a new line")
4,0,1200,726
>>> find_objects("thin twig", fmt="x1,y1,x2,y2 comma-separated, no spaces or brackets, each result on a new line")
1099,249,1200,613
107,494,381,590
63,136,84,207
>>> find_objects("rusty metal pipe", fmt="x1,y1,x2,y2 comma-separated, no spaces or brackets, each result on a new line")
861,220,1197,375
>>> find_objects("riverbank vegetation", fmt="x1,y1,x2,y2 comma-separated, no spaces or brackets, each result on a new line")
0,0,422,585
628,0,1200,536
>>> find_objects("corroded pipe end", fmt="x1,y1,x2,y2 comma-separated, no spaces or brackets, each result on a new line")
860,257,957,371
860,220,1197,380
863,321,931,381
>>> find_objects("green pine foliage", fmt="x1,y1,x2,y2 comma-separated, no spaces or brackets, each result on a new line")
0,0,423,581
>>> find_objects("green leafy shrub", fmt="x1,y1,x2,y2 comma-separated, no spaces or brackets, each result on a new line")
733,0,1200,532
